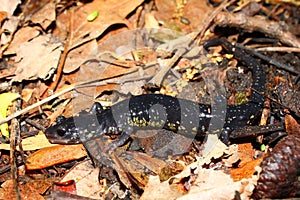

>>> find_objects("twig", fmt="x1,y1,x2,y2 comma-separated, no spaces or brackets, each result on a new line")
0,85,75,125
49,10,73,91
0,60,159,125
237,43,300,75
214,12,300,48
10,96,22,200
256,46,300,53
147,0,236,86
197,0,236,42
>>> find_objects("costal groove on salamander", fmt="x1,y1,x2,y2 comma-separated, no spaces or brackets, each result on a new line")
45,39,265,148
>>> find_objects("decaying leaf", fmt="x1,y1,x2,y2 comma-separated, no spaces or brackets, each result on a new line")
0,0,21,45
29,1,56,30
56,0,144,50
63,39,98,73
60,161,102,199
4,27,40,55
141,175,183,200
13,34,63,82
0,179,44,200
178,168,256,200
0,0,21,16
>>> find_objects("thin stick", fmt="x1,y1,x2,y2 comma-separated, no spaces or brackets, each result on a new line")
0,85,75,125
256,46,300,53
49,10,73,91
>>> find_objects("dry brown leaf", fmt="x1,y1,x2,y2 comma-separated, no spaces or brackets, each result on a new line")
0,0,20,16
236,143,256,167
4,27,40,55
154,0,212,32
231,156,264,181
13,34,63,82
0,132,57,151
126,151,167,174
178,169,241,200
26,144,87,170
141,175,183,200
56,0,144,50
21,88,34,103
182,0,213,31
0,11,7,24
30,1,56,30
285,113,300,136
0,64,16,79
60,161,103,199
0,179,44,200
0,0,21,46
63,39,98,73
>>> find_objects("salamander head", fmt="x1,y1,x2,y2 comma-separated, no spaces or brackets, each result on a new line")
45,116,81,144
45,109,116,144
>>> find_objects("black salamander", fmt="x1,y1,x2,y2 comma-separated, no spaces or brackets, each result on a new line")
45,39,265,149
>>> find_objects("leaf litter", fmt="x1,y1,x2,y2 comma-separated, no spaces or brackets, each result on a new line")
0,0,299,199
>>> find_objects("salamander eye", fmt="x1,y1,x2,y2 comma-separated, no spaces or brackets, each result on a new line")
56,116,66,124
57,128,66,137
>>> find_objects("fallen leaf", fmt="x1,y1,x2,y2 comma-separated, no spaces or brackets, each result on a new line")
231,156,264,181
55,0,144,50
0,179,44,200
199,135,228,165
0,92,20,138
154,0,212,33
141,175,183,200
63,39,98,73
26,144,87,170
13,34,63,82
0,11,7,25
0,0,21,46
182,0,213,31
30,1,56,29
178,169,241,200
0,0,21,16
60,161,102,199
236,143,256,167
4,26,40,55
0,132,57,151
285,113,300,136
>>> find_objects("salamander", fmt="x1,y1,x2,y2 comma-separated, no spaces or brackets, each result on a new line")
45,38,265,149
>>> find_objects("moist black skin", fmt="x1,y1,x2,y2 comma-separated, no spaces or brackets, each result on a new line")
45,39,265,148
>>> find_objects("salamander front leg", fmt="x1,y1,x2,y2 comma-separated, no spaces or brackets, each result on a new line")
104,132,131,153
89,102,104,114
